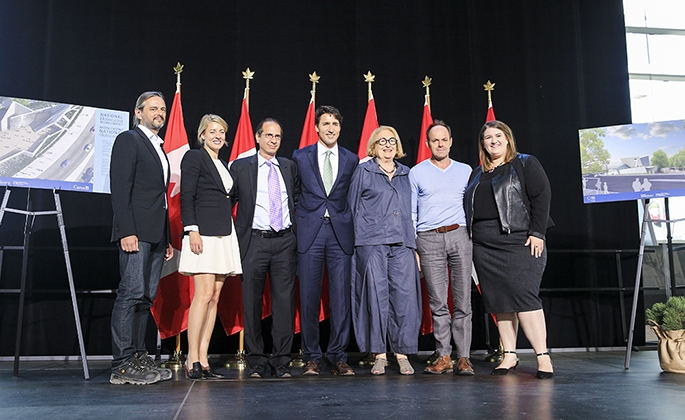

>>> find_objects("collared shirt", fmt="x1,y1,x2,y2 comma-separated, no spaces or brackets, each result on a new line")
318,141,339,216
137,124,169,185
253,154,292,230
409,158,471,232
317,141,339,183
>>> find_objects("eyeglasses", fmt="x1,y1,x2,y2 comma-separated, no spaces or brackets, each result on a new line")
375,137,397,146
261,133,282,141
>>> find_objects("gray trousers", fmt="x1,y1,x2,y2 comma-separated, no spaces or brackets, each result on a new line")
416,227,472,358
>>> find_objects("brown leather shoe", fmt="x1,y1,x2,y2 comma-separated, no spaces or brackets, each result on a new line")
424,355,453,374
456,357,474,376
331,360,355,376
303,360,320,375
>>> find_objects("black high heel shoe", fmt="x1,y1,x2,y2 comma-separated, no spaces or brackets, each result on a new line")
491,351,519,375
202,364,225,379
185,361,204,380
536,352,554,379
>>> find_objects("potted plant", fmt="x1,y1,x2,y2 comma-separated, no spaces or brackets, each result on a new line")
646,296,685,373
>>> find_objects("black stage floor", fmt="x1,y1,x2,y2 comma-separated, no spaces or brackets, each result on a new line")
2,350,685,419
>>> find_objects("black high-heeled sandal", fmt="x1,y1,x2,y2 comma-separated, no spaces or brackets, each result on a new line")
202,364,225,379
185,361,204,380
491,351,519,375
536,352,554,379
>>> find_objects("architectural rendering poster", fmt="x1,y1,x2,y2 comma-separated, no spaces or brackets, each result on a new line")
580,119,685,204
0,96,128,194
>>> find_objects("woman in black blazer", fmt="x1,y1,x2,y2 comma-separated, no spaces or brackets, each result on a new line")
178,114,242,379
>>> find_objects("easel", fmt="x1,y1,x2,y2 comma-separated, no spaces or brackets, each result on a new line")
625,198,683,369
0,187,90,379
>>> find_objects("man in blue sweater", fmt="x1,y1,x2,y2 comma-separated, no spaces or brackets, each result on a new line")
409,120,474,375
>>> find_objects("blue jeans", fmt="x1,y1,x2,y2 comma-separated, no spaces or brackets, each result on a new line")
111,241,165,367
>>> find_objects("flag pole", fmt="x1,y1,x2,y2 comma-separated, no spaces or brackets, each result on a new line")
226,67,254,371
160,62,186,371
364,70,375,102
310,70,320,100
359,72,378,369
480,79,503,364
484,79,494,107
422,75,431,111
289,71,322,368
243,67,254,108
483,80,497,123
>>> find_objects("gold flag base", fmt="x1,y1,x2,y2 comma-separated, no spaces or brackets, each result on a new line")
484,346,504,363
289,349,306,368
161,350,185,370
425,351,440,366
424,351,454,368
357,353,389,366
358,352,375,366
225,349,247,370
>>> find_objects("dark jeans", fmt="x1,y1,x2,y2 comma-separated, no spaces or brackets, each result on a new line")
111,240,165,367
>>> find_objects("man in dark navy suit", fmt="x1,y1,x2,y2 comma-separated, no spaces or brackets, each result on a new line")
292,106,358,375
109,92,174,385
230,118,300,378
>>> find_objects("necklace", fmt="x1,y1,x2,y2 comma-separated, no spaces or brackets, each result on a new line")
487,161,505,173
377,159,396,174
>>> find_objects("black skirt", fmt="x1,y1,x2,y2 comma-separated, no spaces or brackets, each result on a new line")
472,219,546,313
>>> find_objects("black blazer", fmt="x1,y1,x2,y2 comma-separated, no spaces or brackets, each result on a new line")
110,127,170,244
180,148,234,236
229,154,300,260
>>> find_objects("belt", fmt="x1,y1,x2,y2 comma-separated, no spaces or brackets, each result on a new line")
426,223,460,234
252,227,293,238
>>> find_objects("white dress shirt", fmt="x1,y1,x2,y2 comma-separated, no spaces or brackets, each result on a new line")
252,154,292,230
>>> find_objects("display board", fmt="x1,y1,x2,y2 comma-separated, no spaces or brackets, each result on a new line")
0,96,128,193
579,119,685,204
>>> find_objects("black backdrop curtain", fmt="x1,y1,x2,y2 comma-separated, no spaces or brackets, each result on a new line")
0,0,641,356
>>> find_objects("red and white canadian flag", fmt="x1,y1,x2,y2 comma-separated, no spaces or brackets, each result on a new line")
151,87,192,339
416,96,433,164
357,91,379,161
217,87,273,335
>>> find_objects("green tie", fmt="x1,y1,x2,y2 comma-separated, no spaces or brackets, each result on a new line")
323,150,333,195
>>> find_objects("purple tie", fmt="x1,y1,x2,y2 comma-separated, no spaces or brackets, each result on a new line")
265,160,283,231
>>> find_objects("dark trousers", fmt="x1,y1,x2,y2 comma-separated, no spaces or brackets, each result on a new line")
241,230,297,368
298,219,352,364
111,241,165,367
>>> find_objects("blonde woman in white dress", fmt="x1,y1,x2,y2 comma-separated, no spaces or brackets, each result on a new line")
179,114,242,379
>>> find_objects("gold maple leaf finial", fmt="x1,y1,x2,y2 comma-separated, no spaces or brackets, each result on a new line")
309,71,320,94
364,71,375,98
422,76,432,88
242,67,255,80
173,62,184,91
483,80,495,103
242,67,255,89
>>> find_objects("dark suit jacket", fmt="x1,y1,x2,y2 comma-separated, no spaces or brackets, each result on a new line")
229,153,300,260
292,144,358,254
110,127,170,244
180,148,234,236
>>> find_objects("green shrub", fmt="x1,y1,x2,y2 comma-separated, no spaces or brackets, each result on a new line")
647,296,685,330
